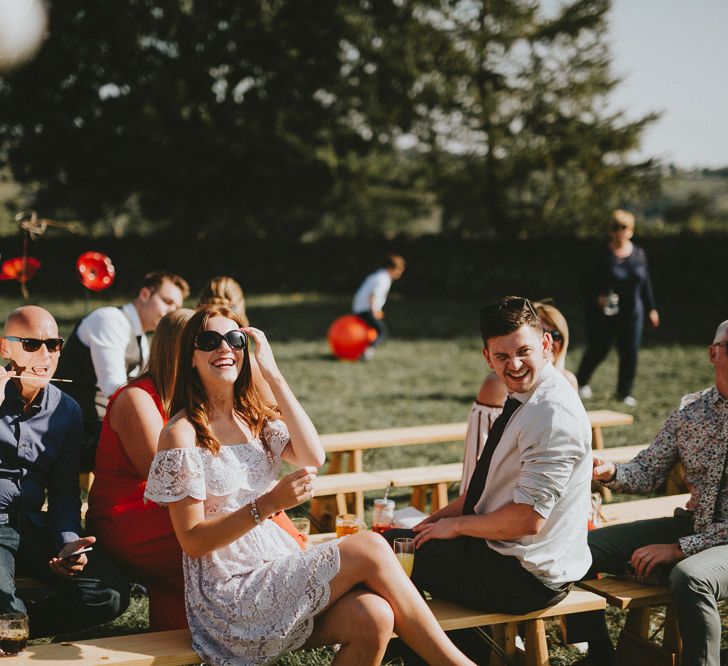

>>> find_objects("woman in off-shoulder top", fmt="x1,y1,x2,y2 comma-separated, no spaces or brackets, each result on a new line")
145,305,474,666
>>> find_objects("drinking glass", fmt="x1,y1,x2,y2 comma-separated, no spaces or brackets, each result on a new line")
0,612,29,656
393,538,415,577
335,513,365,538
291,517,310,548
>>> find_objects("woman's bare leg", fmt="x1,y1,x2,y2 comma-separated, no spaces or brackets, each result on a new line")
320,532,475,666
304,589,394,665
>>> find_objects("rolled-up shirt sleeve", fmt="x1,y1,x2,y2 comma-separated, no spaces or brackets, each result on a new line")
514,407,586,519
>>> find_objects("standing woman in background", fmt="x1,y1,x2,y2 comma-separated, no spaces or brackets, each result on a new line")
87,308,194,631
576,210,660,406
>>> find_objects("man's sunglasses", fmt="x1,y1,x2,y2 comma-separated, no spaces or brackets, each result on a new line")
711,341,728,352
480,297,538,322
5,336,64,353
194,330,248,352
611,223,630,231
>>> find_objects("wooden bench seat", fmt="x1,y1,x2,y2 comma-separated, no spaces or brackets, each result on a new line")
312,471,390,517
579,577,679,666
17,592,606,666
600,493,689,526
379,462,463,512
596,444,647,463
16,629,198,666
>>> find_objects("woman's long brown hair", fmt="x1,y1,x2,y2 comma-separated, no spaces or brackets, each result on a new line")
171,305,278,454
143,308,194,417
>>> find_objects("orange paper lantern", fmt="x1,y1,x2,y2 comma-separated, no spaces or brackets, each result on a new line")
0,256,40,282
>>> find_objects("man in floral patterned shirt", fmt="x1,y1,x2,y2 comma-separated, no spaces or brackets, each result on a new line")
568,319,728,666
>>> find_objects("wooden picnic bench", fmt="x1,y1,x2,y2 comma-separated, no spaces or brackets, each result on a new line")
315,410,634,522
310,443,652,522
321,410,633,467
16,590,606,666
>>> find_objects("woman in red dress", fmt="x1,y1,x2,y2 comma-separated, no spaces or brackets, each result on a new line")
87,308,193,630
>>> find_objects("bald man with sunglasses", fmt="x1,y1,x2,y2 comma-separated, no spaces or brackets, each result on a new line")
0,306,129,638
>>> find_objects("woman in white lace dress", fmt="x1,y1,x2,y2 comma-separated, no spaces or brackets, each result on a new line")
145,306,474,666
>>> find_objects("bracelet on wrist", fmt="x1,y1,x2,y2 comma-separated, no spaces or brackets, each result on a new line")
250,499,264,527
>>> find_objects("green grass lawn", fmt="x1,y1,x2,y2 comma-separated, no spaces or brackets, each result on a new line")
3,292,720,665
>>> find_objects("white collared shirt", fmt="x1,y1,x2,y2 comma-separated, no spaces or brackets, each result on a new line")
76,302,148,397
352,269,392,313
473,363,593,585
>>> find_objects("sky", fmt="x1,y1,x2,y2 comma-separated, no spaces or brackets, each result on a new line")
606,0,728,168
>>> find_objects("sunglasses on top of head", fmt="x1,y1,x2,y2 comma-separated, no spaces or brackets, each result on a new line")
480,297,539,323
5,336,64,353
194,330,248,352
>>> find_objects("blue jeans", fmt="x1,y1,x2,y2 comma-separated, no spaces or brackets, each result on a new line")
0,512,129,638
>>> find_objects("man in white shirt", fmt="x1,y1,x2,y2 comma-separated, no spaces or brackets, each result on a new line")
57,271,188,469
386,296,592,614
351,253,405,360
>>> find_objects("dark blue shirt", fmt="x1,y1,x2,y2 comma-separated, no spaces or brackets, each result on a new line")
0,379,83,548
588,244,657,317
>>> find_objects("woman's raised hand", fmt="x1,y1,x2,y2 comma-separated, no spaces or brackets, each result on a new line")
243,327,281,381
265,466,318,512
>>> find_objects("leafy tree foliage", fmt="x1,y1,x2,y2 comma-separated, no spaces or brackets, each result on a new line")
0,0,656,238
410,0,658,237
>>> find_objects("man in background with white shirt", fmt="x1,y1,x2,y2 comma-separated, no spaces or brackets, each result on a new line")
351,253,405,361
57,271,188,470
387,295,592,614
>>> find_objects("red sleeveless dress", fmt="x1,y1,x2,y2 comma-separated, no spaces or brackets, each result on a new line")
87,377,186,630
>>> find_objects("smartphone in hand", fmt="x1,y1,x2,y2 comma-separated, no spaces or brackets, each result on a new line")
60,546,93,561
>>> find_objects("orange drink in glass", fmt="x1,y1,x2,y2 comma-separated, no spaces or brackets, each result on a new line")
335,513,364,537
394,538,415,577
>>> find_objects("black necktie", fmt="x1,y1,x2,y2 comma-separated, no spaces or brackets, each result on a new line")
136,335,144,372
463,397,521,515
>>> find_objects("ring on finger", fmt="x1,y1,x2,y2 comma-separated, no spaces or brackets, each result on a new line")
304,483,313,493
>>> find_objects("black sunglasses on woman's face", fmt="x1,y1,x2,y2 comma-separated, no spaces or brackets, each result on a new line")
194,330,248,352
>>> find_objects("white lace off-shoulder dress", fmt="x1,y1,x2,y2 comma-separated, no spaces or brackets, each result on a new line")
144,419,341,666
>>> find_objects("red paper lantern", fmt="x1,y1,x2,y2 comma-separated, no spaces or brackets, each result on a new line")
0,256,40,282
77,252,115,291
327,315,377,360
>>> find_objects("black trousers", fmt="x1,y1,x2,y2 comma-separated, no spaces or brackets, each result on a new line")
384,529,568,613
577,309,644,398
383,529,570,664
0,512,130,638
353,310,387,348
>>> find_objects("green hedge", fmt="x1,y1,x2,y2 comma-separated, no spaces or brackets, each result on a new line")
2,231,726,342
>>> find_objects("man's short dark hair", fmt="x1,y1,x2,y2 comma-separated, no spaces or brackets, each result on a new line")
480,296,543,345
382,253,406,271
138,272,190,299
